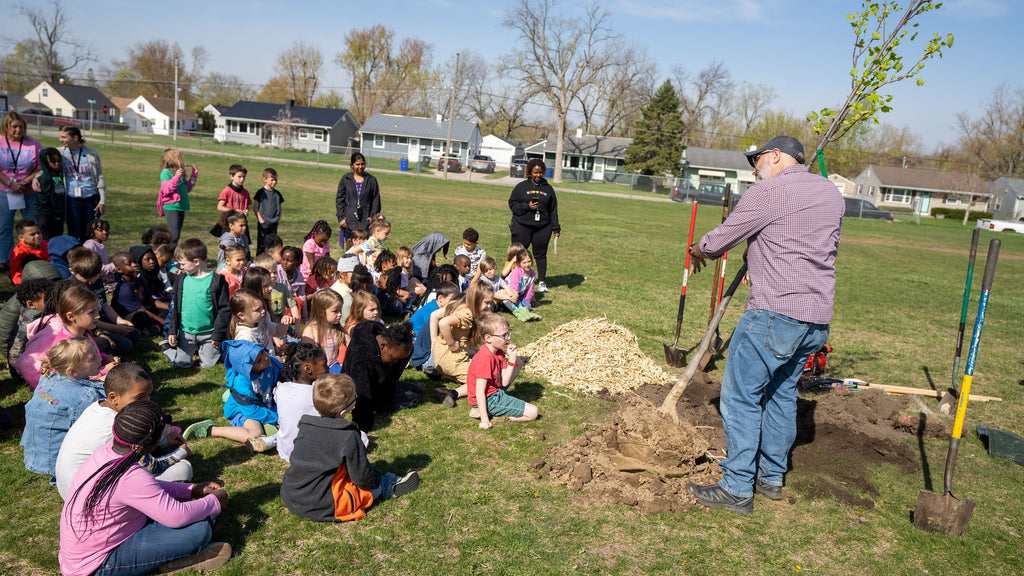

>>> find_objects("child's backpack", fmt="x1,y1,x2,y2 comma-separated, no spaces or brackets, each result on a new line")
330,463,375,521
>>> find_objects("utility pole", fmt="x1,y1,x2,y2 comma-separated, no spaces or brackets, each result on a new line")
173,59,179,147
443,52,459,181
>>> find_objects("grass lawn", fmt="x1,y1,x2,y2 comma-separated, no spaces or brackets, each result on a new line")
1,138,1023,575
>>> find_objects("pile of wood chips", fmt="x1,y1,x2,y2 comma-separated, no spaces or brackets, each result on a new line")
520,318,675,394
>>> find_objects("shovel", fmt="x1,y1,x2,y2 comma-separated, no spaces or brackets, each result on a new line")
701,185,733,369
664,201,699,367
914,238,999,537
952,228,980,390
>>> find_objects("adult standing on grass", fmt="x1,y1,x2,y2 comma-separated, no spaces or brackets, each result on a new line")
685,136,843,515
508,158,559,293
59,126,107,242
336,153,381,239
0,111,42,273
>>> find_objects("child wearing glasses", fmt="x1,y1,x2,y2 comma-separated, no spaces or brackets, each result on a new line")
467,312,538,429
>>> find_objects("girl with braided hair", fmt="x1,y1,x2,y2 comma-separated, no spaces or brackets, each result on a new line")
301,220,331,292
60,400,230,576
273,341,329,462
341,320,415,432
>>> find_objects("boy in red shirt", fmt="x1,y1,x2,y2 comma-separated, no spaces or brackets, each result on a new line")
217,164,251,246
9,219,49,284
467,313,539,429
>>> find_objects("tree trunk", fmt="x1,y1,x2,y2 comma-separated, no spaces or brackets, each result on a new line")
554,112,566,183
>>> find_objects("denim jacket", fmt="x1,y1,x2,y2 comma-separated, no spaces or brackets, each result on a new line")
21,372,105,475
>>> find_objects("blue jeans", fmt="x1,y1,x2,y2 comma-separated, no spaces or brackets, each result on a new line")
93,517,213,576
369,472,399,502
0,191,36,264
66,194,99,242
717,309,829,498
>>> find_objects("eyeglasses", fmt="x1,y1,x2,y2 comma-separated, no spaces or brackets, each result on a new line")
338,396,358,416
490,330,512,341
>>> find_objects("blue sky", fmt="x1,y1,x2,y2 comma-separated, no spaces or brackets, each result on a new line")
40,0,1020,149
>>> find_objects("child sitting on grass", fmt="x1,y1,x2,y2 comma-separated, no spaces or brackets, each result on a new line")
165,238,231,369
274,341,329,463
60,400,230,576
9,218,48,284
55,362,193,500
302,221,332,292
110,251,165,337
183,340,282,453
229,287,288,357
21,337,104,476
217,210,249,271
467,313,538,428
280,373,419,522
252,253,300,325
302,289,345,370
342,320,414,432
82,218,116,284
217,246,247,298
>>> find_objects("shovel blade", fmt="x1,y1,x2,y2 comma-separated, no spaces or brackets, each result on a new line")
914,489,976,537
662,342,687,367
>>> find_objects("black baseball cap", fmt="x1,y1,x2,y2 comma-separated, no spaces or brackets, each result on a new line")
744,136,805,167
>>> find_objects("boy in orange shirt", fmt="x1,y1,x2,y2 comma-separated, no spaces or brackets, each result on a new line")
9,219,49,284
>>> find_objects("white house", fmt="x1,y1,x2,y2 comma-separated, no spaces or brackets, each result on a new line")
113,95,199,135
203,104,227,139
988,177,1024,221
479,134,519,168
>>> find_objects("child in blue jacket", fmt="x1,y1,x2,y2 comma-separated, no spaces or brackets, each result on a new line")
182,340,282,453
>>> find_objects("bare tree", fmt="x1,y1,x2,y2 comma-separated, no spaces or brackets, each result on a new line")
673,60,734,147
439,51,490,121
955,84,1024,180
732,82,777,135
107,40,206,104
501,0,618,182
273,41,324,106
194,72,254,107
576,40,657,137
14,0,94,83
335,25,437,123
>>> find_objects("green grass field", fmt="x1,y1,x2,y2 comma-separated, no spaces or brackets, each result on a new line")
1,137,1022,575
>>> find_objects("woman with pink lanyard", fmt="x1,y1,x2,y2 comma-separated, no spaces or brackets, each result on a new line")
0,111,43,273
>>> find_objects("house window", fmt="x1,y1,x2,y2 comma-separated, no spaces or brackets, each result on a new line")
42,88,49,97
856,184,863,196
55,108,62,116
868,185,875,197
450,142,461,155
298,128,309,140
432,140,443,153
313,129,324,141
946,195,964,205
142,120,149,128
883,188,912,204
397,137,408,144
373,134,385,148
138,103,145,112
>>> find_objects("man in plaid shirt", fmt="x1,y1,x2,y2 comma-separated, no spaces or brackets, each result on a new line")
686,136,844,515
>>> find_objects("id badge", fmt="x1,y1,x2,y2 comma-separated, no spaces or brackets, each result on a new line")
73,185,82,198
534,211,541,222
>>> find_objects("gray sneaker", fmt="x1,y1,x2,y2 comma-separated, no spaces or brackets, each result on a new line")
156,542,231,574
536,281,548,293
755,479,783,501
687,482,753,515
392,471,420,498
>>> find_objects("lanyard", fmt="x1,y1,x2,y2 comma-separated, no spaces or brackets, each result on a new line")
66,147,83,176
3,136,22,171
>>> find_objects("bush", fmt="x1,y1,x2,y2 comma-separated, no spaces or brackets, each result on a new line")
930,208,993,221
887,205,917,214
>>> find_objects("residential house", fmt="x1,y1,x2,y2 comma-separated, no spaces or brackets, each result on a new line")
358,113,482,165
852,165,991,215
828,174,857,196
217,100,359,154
988,177,1024,221
113,96,199,135
202,104,227,138
479,134,520,168
528,132,631,182
19,81,119,126
680,147,756,193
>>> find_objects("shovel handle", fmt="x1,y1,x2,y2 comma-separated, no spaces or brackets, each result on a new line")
954,229,981,364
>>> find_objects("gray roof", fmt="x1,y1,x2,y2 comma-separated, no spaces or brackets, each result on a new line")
47,83,117,112
360,113,478,142
543,135,632,159
682,147,752,171
868,165,990,196
992,177,1024,199
220,101,352,129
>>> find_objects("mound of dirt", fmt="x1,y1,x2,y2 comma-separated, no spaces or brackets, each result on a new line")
547,377,924,512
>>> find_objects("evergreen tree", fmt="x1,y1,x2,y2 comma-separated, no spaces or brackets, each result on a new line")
625,80,685,176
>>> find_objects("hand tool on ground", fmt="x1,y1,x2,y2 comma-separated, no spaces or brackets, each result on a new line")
660,262,747,422
799,376,1001,402
952,228,980,390
915,238,1000,537
702,185,733,369
664,201,699,367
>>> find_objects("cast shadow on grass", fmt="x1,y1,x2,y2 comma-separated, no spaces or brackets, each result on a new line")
544,273,585,290
509,379,545,403
917,412,933,492
921,365,937,391
380,453,432,475
192,443,269,481
220,481,281,549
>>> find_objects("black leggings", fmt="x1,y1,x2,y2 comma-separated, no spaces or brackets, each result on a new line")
509,221,552,282
165,210,185,242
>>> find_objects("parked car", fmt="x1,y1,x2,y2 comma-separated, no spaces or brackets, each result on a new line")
975,217,1024,233
843,197,893,221
470,155,496,173
670,182,736,206
54,117,80,128
510,158,529,178
438,154,462,173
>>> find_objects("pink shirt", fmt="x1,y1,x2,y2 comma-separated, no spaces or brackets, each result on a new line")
59,444,221,576
14,315,109,390
301,238,329,287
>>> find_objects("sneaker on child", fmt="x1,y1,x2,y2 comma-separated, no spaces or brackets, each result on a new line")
392,471,420,498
